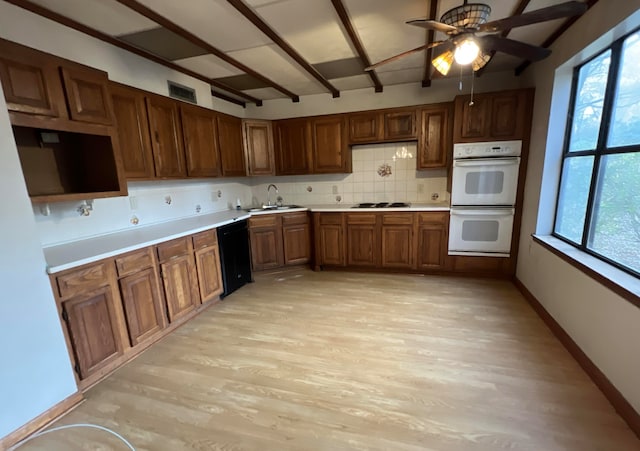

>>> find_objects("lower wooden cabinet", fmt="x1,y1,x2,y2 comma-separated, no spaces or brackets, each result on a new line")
192,230,224,302
249,211,310,271
416,212,449,270
62,285,124,379
346,214,378,267
118,267,165,346
314,213,345,267
159,253,200,322
381,214,414,269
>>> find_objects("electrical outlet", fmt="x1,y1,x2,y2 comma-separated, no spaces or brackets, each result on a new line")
417,184,424,194
332,185,338,194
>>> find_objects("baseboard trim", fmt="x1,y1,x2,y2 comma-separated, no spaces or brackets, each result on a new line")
0,391,83,449
514,277,640,439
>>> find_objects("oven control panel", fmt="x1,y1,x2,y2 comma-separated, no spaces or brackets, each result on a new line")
453,140,522,158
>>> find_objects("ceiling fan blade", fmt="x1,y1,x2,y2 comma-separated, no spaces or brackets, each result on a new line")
478,1,588,33
479,35,551,61
407,19,459,35
365,41,446,71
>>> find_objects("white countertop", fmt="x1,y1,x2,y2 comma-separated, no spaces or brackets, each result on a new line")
43,203,450,274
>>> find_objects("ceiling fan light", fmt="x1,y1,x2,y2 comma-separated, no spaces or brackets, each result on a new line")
471,52,491,71
441,3,491,28
454,39,480,65
432,50,454,76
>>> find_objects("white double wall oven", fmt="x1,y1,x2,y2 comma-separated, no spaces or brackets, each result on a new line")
448,140,522,257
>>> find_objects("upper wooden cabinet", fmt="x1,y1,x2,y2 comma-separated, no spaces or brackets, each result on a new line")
417,103,453,170
180,103,221,178
347,107,418,144
110,83,155,179
60,66,114,125
453,89,534,143
274,118,312,175
243,119,275,176
146,94,186,178
0,39,67,118
217,113,246,177
311,115,350,173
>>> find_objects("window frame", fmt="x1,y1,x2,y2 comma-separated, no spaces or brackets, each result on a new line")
553,28,640,279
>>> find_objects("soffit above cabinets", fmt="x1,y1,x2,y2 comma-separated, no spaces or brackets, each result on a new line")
15,0,596,106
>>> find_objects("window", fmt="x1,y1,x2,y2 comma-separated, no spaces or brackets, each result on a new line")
554,30,640,277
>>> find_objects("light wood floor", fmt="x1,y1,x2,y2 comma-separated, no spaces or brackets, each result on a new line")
20,269,639,450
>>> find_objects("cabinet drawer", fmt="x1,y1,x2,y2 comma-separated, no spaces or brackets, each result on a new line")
318,213,343,225
192,229,217,249
156,237,191,262
346,213,377,225
115,248,154,277
57,262,110,298
282,211,308,226
418,212,449,225
249,214,279,228
382,213,414,225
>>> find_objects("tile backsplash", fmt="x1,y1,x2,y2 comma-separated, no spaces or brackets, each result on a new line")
249,143,449,206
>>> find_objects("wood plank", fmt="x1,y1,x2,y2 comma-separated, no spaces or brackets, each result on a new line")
17,269,640,450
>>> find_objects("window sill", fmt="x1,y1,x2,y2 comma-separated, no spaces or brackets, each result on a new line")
532,235,640,309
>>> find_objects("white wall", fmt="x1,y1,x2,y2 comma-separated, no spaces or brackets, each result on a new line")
0,83,77,439
517,1,640,414
249,143,448,206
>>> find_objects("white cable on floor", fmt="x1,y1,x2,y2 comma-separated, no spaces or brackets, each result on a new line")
8,423,136,450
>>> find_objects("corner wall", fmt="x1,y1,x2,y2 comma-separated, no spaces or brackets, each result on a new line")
517,0,640,414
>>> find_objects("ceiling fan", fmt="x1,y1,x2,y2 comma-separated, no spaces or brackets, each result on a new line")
365,1,588,76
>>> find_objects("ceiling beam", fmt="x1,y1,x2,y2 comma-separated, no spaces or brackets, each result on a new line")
330,0,383,93
211,89,246,108
515,0,600,76
226,0,341,98
2,0,263,106
113,0,299,102
422,0,439,87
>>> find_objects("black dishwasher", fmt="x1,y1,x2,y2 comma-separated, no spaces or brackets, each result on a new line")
216,219,252,298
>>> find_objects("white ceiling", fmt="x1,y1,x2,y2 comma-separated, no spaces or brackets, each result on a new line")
21,0,592,105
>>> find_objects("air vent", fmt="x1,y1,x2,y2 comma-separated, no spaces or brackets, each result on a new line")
168,81,197,104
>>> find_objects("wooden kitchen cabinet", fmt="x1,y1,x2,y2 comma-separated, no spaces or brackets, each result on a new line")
274,118,312,175
418,103,452,169
243,119,275,176
381,214,414,269
157,238,200,321
0,39,67,118
146,94,186,178
346,107,417,144
348,112,382,143
314,213,345,267
384,109,417,141
453,89,533,142
217,113,246,177
311,115,350,173
110,83,155,179
416,212,449,270
346,214,378,267
249,214,284,271
181,103,221,177
60,65,114,125
192,230,223,303
282,212,311,265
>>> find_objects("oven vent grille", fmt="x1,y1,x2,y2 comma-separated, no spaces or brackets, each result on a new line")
168,81,197,104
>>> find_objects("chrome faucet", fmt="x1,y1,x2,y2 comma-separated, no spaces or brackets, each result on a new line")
266,184,279,207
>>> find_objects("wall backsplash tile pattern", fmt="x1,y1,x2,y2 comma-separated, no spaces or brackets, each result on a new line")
34,143,448,247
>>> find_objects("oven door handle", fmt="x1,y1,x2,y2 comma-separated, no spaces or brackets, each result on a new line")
453,157,520,167
450,208,515,216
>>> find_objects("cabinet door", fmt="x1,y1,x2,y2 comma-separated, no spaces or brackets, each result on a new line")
381,225,414,269
311,115,349,173
455,95,489,141
249,225,283,271
60,66,114,125
418,103,452,169
181,104,221,177
243,120,275,176
146,95,186,178
110,84,155,179
317,224,344,266
347,225,377,267
274,119,312,175
160,255,200,321
0,40,67,118
417,224,447,270
194,244,224,302
283,223,311,265
384,109,417,141
217,114,246,177
348,112,382,143
119,268,166,346
490,92,524,139
63,286,123,379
